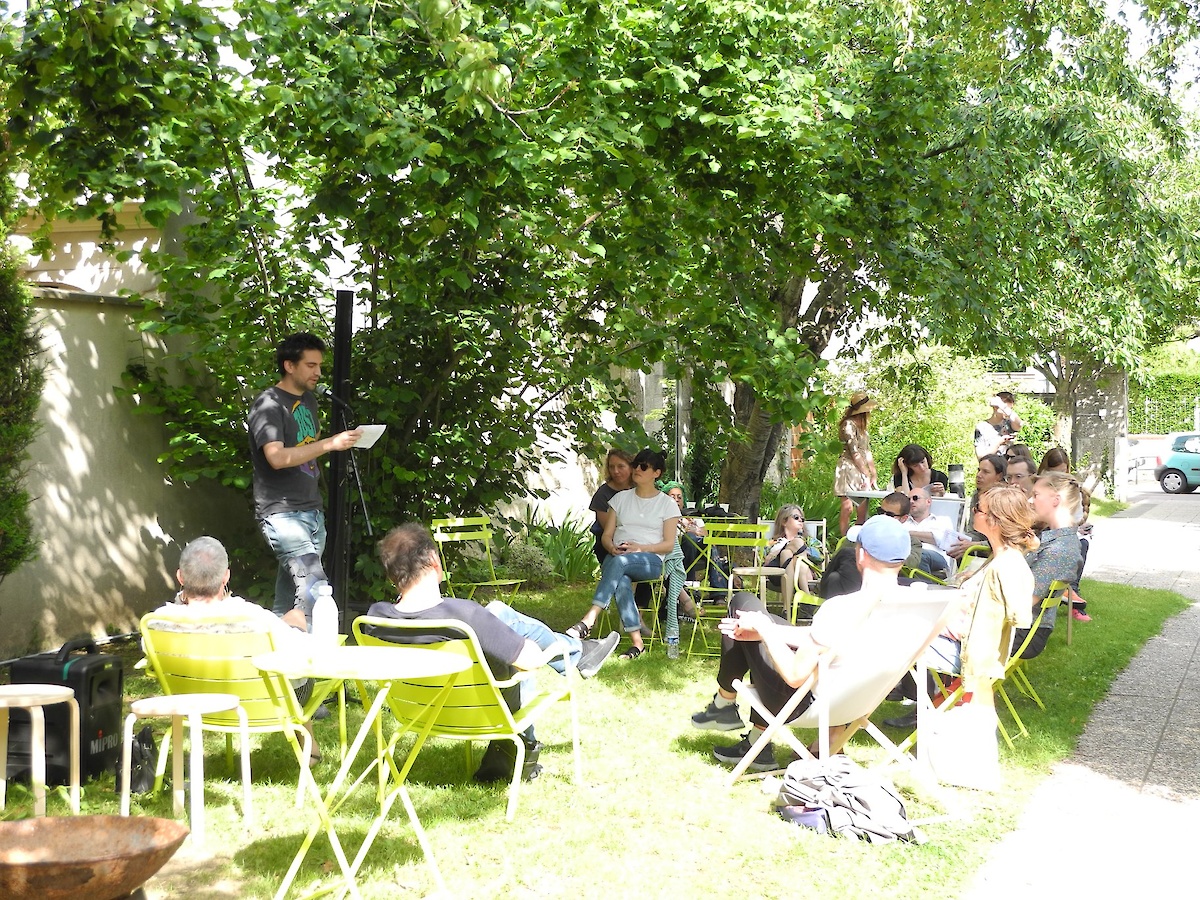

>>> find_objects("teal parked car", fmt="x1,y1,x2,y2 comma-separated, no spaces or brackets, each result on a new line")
1154,433,1200,493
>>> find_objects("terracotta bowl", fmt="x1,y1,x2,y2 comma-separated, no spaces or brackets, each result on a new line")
0,815,189,900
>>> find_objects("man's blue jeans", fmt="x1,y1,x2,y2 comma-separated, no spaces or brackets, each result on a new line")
259,509,328,619
486,601,582,680
485,600,582,741
592,552,663,632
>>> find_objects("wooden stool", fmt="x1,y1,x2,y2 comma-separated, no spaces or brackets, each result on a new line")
119,693,251,844
0,683,81,816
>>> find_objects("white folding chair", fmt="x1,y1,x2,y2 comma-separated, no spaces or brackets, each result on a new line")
728,591,955,792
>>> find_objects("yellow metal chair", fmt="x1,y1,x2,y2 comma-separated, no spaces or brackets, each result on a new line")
1005,581,1070,711
431,516,523,600
684,525,746,658
723,522,789,605
906,582,1068,752
593,568,666,648
139,609,334,807
353,615,580,821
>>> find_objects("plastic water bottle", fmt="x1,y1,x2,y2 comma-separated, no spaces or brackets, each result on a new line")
311,583,339,646
666,636,680,660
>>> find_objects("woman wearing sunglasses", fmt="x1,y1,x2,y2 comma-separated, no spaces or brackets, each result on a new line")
567,449,680,659
764,505,822,598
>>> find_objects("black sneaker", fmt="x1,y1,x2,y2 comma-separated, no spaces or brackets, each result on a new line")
712,732,776,772
883,711,918,729
473,739,543,783
691,694,745,731
577,631,620,678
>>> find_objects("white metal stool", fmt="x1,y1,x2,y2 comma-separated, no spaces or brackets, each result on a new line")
0,683,81,816
119,692,251,844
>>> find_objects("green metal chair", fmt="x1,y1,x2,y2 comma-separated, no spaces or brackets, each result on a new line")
904,580,1069,751
353,615,580,821
431,515,523,600
139,609,337,808
1005,581,1070,711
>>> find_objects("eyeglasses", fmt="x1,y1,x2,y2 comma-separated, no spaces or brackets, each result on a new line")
634,462,653,471
791,514,804,521
909,494,921,502
881,510,903,518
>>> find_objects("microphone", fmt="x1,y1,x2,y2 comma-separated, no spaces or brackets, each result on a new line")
315,384,356,418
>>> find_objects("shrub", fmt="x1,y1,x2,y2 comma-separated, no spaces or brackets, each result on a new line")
497,507,598,585
498,541,557,588
0,239,44,583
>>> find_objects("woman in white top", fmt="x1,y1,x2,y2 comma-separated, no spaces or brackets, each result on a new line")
567,449,680,659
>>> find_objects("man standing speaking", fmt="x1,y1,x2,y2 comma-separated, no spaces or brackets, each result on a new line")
248,332,362,622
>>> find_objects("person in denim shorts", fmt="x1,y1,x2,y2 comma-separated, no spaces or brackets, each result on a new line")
248,332,362,622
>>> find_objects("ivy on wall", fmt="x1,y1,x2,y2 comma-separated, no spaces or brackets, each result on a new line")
1129,373,1200,434
0,238,45,582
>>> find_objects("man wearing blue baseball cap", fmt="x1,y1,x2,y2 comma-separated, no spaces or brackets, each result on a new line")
691,514,914,772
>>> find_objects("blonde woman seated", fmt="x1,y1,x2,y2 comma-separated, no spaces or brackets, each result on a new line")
924,484,1037,706
763,505,822,603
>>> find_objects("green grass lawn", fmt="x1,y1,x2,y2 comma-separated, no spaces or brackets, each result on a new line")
3,579,1189,899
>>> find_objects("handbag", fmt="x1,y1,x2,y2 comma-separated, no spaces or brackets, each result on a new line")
924,701,1001,791
117,724,159,795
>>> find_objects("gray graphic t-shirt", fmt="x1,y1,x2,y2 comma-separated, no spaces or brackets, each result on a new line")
248,386,322,517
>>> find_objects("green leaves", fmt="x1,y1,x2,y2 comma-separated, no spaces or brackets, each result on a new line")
4,0,1198,587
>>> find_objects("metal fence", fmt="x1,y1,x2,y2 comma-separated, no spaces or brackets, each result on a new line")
1128,396,1200,435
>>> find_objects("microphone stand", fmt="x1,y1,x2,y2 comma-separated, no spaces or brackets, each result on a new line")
323,388,373,537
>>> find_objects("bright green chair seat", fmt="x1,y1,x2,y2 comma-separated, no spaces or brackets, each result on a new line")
353,615,580,821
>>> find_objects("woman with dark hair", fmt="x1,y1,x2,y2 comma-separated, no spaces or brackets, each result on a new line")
1004,443,1036,470
891,444,948,497
834,392,878,535
568,449,680,659
948,453,1007,559
1038,447,1071,474
588,449,633,565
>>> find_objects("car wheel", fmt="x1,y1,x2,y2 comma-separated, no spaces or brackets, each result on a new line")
1161,469,1188,493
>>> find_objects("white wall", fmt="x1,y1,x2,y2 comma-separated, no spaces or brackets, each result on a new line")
0,289,253,660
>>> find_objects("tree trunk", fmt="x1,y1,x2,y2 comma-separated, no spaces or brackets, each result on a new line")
718,264,852,517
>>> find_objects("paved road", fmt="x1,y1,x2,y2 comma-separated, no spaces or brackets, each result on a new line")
964,484,1200,897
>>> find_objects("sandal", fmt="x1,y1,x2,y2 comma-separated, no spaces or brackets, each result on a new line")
566,620,591,640
620,645,645,660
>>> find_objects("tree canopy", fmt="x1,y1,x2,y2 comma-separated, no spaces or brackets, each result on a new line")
3,0,1199,587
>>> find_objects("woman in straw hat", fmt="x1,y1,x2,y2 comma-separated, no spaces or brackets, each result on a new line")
834,391,878,534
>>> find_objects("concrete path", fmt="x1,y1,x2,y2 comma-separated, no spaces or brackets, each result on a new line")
964,485,1200,897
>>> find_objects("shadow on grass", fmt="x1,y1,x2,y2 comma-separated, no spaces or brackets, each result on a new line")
235,823,421,887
